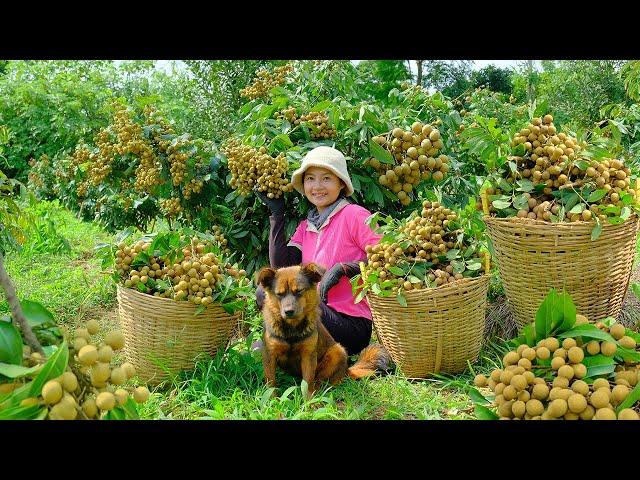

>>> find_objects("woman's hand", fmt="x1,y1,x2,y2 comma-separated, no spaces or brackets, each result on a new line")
256,191,285,216
318,262,360,303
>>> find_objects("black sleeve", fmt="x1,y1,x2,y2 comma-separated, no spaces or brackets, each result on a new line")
269,213,302,268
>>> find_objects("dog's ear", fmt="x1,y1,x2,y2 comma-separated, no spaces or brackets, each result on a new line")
256,267,276,290
301,263,325,285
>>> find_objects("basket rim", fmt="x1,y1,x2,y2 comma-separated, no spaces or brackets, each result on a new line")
365,273,489,301
483,214,638,228
116,284,235,312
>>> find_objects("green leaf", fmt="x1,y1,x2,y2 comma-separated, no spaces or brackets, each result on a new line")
555,292,576,332
388,266,405,276
534,289,561,341
587,189,608,203
20,300,55,327
0,321,22,365
29,341,68,397
446,249,460,260
468,386,491,406
581,355,616,378
513,194,529,210
397,292,407,307
0,362,40,379
591,221,603,241
512,144,526,157
474,404,499,420
615,346,640,363
557,324,616,343
0,403,46,420
620,206,631,221
310,100,333,112
105,407,126,420
523,323,536,346
369,139,394,165
516,179,534,193
616,382,640,413
492,199,511,210
569,204,585,214
270,133,294,149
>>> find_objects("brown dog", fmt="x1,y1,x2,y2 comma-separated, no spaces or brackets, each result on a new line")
257,263,389,397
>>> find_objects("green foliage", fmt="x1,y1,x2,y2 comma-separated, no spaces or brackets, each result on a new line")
535,60,628,132
183,60,285,141
420,61,473,98
471,65,513,95
621,60,640,101
356,60,411,101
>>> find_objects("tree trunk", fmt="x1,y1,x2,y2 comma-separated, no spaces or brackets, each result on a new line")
0,253,44,355
416,60,423,87
527,60,535,105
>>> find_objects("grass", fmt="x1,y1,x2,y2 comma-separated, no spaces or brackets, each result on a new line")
0,200,116,331
5,199,640,420
137,331,488,420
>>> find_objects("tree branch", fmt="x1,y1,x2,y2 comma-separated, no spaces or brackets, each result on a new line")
0,252,44,355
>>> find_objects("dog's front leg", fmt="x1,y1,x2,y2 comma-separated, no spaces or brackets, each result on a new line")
262,345,278,393
300,348,317,399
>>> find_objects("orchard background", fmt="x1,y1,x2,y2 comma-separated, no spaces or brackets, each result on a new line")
2,59,640,419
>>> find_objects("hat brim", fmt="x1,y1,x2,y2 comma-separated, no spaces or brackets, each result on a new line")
291,161,354,197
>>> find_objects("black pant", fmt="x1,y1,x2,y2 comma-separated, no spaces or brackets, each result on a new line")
256,286,372,356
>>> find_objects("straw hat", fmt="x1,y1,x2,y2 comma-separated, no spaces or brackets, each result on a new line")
290,146,354,196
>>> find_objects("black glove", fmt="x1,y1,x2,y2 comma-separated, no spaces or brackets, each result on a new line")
256,191,285,216
318,262,360,304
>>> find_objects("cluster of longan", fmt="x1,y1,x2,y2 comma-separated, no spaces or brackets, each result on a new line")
159,197,183,218
165,141,190,186
223,140,292,198
276,106,298,123
240,63,294,100
255,151,292,198
298,111,336,139
209,225,230,255
222,139,258,196
368,122,449,206
474,315,640,420
27,154,49,188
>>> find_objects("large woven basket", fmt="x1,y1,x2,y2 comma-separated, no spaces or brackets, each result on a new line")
117,285,239,384
367,275,489,378
484,216,639,330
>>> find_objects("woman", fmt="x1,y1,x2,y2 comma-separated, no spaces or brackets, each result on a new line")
256,146,381,356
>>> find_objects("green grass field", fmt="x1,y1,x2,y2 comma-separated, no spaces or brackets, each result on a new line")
2,200,639,420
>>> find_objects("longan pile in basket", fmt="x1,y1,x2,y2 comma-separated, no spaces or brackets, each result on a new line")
361,200,484,292
484,114,637,222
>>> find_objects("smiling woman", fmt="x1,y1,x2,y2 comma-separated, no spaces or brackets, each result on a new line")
255,146,384,357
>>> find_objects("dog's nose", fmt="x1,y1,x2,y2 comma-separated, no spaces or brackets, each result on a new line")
284,309,295,317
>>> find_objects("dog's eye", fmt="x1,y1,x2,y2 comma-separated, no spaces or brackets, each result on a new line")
292,290,303,297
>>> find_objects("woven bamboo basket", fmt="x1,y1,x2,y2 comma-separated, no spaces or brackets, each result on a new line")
484,215,639,330
367,275,489,378
117,285,239,384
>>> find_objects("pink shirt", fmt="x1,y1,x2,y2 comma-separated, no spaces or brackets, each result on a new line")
288,200,382,320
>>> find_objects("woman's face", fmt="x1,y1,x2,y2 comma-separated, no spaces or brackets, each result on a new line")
303,166,345,213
